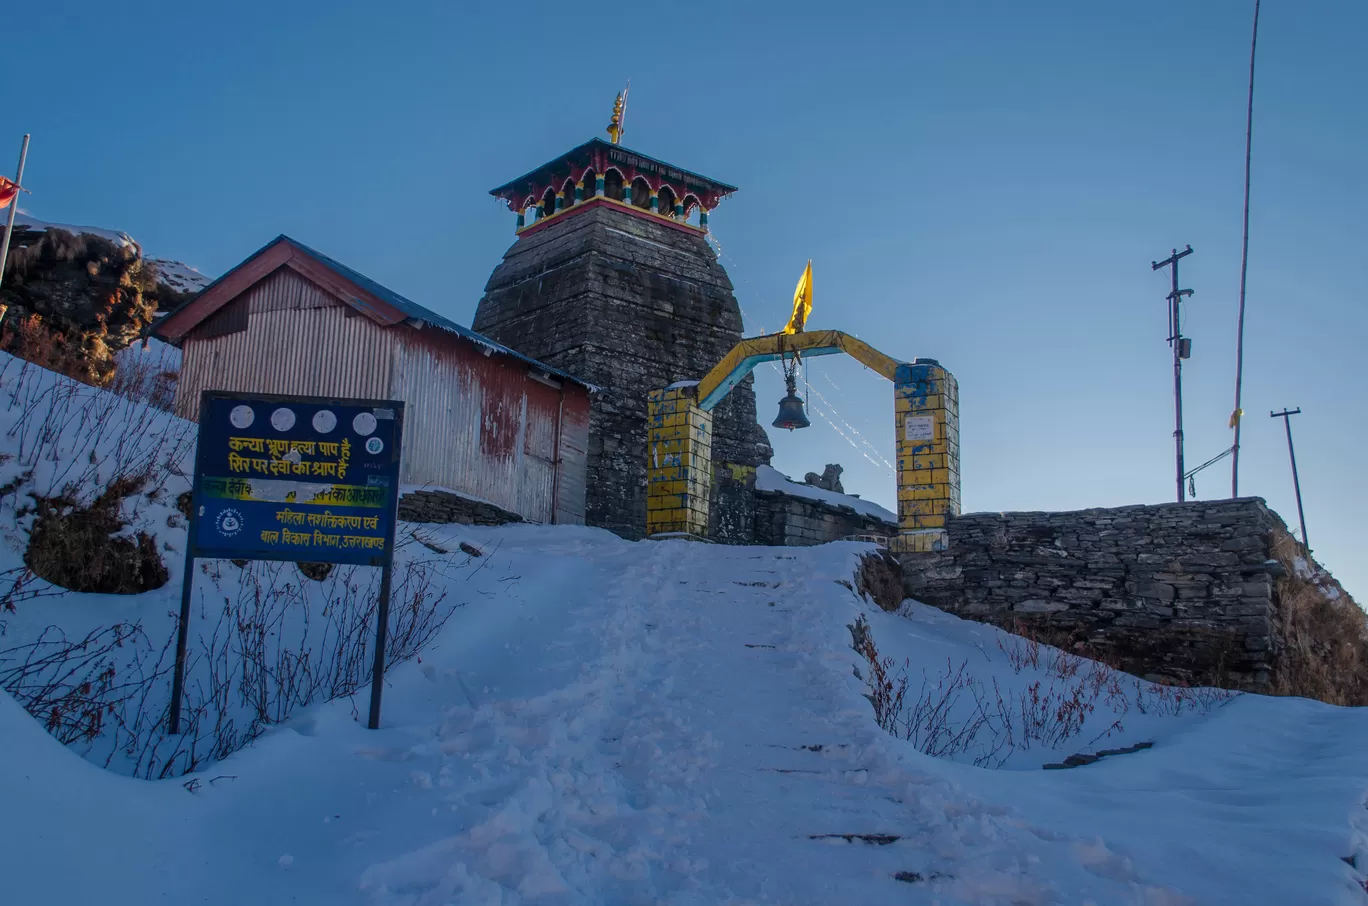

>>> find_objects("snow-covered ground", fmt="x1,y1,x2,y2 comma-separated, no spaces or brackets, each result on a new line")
110,336,182,409
2,355,1368,904
147,258,213,295
3,524,1368,903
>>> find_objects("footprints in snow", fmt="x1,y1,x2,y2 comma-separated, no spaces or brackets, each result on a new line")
809,833,901,845
808,835,953,887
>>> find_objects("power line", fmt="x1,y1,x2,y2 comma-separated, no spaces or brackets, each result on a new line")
1183,445,1234,499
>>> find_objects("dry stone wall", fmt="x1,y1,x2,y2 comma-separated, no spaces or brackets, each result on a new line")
900,498,1289,689
753,491,897,547
398,490,523,527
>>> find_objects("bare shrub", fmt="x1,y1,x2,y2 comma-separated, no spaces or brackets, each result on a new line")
0,531,469,778
1268,530,1368,706
296,561,334,582
0,315,100,385
0,354,194,500
109,339,180,412
0,360,475,776
855,549,904,612
0,622,171,748
849,611,1236,768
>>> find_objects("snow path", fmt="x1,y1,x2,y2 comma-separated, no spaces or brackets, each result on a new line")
349,535,1189,905
6,526,1368,904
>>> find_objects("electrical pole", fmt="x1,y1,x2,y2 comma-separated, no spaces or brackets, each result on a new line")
0,134,32,319
1152,245,1194,503
1270,407,1308,551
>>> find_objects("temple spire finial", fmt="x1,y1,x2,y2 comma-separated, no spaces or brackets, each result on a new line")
606,83,629,145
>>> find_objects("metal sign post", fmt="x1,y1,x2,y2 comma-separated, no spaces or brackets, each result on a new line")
169,391,405,735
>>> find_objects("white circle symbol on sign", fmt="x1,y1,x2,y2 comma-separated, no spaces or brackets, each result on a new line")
312,410,337,434
353,412,378,436
230,405,255,429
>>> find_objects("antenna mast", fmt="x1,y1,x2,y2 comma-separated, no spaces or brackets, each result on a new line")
1152,245,1195,503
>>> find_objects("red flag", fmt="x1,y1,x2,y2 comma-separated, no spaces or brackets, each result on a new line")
0,176,18,209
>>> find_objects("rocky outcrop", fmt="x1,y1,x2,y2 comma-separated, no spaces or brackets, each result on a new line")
1,225,192,385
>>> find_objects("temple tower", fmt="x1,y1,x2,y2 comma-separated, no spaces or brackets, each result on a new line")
472,101,771,541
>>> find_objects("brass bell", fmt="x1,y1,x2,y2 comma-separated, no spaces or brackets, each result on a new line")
772,374,811,431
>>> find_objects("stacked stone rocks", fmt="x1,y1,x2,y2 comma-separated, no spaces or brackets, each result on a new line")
753,492,896,547
398,491,523,527
473,205,771,541
900,498,1286,689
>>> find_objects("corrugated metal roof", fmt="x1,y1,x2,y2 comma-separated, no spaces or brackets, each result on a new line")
154,234,596,392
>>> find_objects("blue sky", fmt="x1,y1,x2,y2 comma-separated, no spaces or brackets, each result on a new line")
9,1,1365,595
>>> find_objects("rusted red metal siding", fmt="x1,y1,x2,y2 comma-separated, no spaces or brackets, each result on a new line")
387,330,590,524
173,267,587,524
554,388,590,524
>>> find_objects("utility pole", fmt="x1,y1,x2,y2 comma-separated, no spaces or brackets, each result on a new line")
1152,245,1194,503
1270,407,1308,551
1231,0,1263,500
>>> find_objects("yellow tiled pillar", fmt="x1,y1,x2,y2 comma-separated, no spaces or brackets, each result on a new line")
890,359,960,554
646,383,713,538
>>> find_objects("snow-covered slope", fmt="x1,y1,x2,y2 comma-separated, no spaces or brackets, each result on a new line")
147,258,212,295
2,351,1368,903
4,523,1368,903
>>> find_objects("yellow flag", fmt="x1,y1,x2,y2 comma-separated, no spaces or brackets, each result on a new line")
784,260,812,334
1229,408,1244,429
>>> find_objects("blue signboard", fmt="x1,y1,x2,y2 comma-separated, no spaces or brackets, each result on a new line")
189,392,405,566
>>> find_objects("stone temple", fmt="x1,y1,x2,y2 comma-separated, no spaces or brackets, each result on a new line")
473,114,773,542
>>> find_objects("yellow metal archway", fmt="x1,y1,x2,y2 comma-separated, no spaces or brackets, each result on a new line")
646,329,960,554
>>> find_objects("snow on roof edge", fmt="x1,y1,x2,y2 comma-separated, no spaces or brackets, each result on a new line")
754,464,896,523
